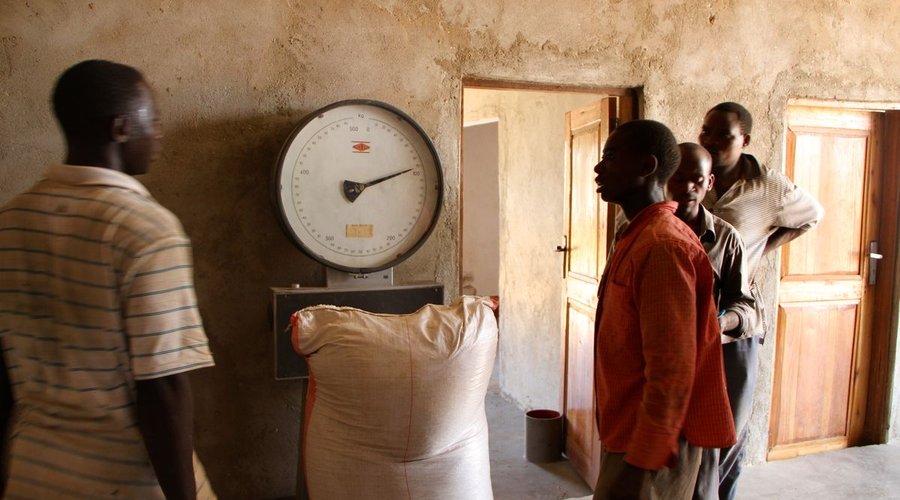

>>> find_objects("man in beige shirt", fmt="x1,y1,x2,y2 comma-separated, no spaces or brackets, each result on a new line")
699,102,824,500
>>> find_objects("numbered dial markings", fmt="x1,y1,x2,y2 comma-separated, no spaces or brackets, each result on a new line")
275,101,443,272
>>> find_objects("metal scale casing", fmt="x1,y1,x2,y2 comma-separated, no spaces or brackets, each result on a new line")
271,100,445,380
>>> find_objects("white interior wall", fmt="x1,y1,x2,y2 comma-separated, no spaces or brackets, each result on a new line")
462,121,500,297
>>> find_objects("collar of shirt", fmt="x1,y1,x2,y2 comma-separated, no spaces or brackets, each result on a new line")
617,201,679,241
739,153,762,181
46,164,152,198
697,204,717,244
706,153,763,205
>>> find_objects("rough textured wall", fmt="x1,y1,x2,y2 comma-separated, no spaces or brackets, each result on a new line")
464,89,598,412
1,1,898,497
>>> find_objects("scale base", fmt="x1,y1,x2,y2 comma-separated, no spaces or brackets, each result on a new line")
326,267,394,288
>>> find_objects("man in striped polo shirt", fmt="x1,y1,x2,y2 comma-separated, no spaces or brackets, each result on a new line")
0,60,215,498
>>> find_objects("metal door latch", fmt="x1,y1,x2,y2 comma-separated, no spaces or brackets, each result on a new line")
869,241,883,285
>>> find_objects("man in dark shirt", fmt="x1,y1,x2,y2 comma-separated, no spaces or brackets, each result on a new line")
668,142,756,499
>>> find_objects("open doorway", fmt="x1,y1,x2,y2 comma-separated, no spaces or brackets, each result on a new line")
461,85,604,409
461,82,637,486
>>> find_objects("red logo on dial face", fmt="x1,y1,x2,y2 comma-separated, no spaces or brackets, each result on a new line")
352,142,370,153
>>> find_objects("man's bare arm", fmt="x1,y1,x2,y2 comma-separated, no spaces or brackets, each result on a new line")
136,373,196,500
1,350,12,496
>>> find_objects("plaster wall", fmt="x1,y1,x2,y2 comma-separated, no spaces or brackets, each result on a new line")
1,1,898,497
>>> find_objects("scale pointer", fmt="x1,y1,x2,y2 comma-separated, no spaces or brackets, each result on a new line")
342,169,413,203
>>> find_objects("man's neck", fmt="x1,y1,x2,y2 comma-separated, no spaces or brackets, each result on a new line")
681,208,703,236
712,155,745,195
675,203,703,234
66,143,121,172
620,188,666,221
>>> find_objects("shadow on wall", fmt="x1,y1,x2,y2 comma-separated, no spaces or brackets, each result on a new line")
143,112,325,498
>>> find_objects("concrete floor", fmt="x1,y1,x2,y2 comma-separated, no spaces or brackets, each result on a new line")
736,443,900,499
486,385,591,500
486,387,900,499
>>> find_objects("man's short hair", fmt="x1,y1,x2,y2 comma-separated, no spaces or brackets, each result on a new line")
678,142,712,161
709,101,753,135
678,142,713,174
52,60,145,138
615,120,681,184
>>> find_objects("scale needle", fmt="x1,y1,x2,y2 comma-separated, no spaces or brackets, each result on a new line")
342,169,413,203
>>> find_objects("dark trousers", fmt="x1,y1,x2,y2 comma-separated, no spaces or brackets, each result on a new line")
718,337,759,500
594,438,702,500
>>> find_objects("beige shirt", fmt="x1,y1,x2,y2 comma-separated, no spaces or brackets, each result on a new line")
702,154,824,277
0,164,215,498
695,205,757,342
702,154,823,340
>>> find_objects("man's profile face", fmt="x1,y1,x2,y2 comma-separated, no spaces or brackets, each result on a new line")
667,147,713,218
120,81,162,176
699,110,747,169
594,129,643,205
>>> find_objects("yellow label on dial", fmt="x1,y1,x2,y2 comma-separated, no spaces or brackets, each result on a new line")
346,224,374,238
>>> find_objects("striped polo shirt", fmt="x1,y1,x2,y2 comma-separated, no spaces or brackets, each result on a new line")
0,164,215,498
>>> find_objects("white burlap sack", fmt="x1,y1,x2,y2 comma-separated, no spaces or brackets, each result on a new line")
291,295,497,500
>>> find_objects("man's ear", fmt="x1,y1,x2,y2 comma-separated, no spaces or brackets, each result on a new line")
707,172,716,188
111,115,130,143
742,133,751,148
639,154,659,179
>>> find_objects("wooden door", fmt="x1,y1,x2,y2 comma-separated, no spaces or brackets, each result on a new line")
768,106,890,459
561,96,630,485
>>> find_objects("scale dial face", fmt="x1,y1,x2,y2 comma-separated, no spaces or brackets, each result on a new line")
274,100,443,273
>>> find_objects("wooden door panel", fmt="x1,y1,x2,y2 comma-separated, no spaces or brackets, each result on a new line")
777,278,863,303
785,128,868,276
770,105,883,460
562,97,617,488
568,125,603,279
564,300,600,483
771,303,857,445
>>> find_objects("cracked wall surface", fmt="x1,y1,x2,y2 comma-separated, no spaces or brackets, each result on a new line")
1,1,898,497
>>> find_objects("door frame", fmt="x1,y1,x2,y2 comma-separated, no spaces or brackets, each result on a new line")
863,107,900,444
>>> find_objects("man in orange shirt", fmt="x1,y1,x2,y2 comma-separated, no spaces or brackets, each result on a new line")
592,120,735,499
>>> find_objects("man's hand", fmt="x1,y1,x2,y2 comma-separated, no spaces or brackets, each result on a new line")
718,311,740,335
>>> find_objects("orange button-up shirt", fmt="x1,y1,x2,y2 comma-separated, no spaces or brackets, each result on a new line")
594,202,735,470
